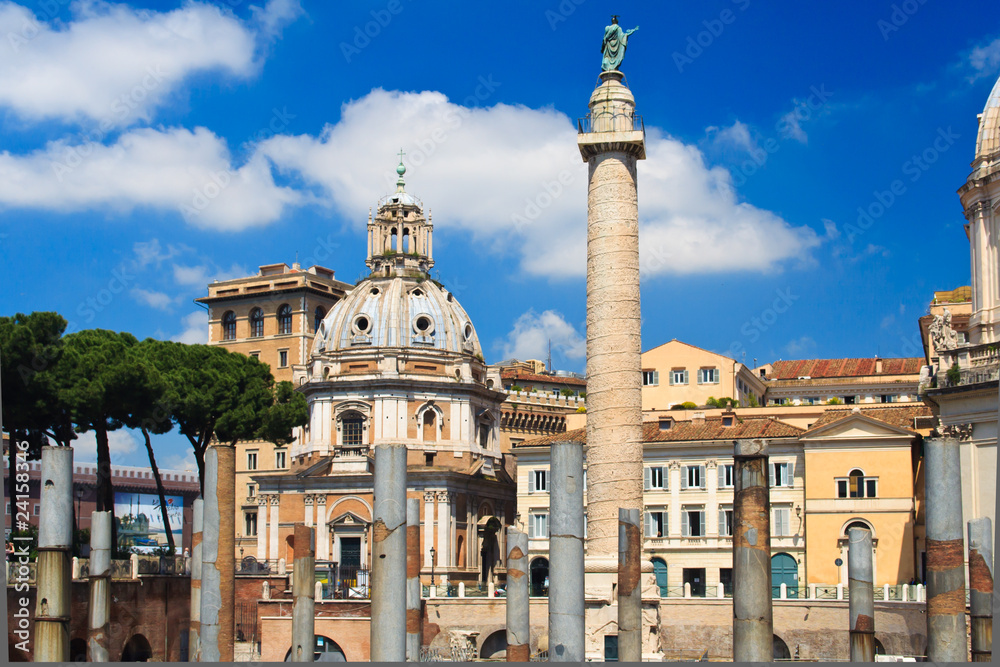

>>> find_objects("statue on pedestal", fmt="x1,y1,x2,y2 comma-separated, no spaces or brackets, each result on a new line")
602,15,639,72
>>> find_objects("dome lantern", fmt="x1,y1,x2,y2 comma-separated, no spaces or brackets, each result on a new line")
366,153,434,277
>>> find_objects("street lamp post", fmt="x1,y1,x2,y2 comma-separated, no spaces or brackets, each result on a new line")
430,547,436,586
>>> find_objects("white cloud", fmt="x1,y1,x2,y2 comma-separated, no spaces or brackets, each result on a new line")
172,311,206,344
0,88,820,277
968,37,1000,81
705,120,758,154
130,287,174,310
257,89,821,278
0,0,301,125
784,336,816,356
0,126,303,228
499,309,586,363
71,428,140,464
777,109,808,144
133,238,189,269
160,449,197,473
173,261,246,287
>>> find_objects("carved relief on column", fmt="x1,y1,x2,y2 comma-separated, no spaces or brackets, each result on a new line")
942,423,974,441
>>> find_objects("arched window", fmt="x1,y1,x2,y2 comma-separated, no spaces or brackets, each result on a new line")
284,636,346,662
314,306,326,332
249,308,264,338
848,468,878,498
222,311,236,341
277,304,292,335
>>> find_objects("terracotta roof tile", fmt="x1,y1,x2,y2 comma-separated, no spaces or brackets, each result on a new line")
806,405,933,432
500,371,586,387
514,416,803,448
768,358,922,380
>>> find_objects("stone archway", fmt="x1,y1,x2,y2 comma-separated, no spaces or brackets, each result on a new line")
772,635,791,660
121,634,153,662
480,630,507,659
70,638,87,662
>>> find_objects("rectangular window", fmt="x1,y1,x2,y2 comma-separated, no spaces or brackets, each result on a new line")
772,508,791,536
770,461,794,487
33,503,40,516
718,464,734,488
279,350,289,368
342,418,364,447
245,512,257,537
642,370,659,386
866,478,878,497
644,510,667,538
247,483,256,498
670,369,688,385
837,479,849,498
880,394,898,403
719,508,734,537
275,450,286,469
644,466,666,491
697,368,720,384
247,451,258,470
529,469,548,493
682,465,706,490
682,509,705,537
529,513,549,539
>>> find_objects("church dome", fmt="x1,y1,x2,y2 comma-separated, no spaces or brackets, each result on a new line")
312,274,483,358
973,74,1000,173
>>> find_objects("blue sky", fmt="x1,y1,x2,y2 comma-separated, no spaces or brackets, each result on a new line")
1,0,998,468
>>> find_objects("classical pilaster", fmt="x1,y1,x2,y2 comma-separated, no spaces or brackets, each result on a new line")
668,461,682,537
256,496,268,559
315,496,329,561
268,495,280,562
436,491,452,568
706,459,719,536
304,494,314,528
423,492,435,568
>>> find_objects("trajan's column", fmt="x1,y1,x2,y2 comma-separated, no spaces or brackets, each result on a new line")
578,17,645,582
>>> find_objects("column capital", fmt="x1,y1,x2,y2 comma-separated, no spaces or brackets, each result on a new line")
315,494,327,506
705,459,718,469
257,495,268,507
304,494,315,506
436,490,453,502
424,491,436,503
268,495,280,506
667,461,681,470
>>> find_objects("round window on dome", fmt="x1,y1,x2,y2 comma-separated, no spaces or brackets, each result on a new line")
414,315,433,335
354,315,372,334
412,288,424,298
464,323,473,340
370,287,380,296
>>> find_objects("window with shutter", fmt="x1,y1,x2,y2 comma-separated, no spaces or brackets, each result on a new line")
680,468,688,490
785,462,794,487
661,466,668,491
529,470,536,493
698,465,706,489
769,463,776,487
644,467,651,491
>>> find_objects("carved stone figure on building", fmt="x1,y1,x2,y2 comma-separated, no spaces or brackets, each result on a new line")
930,308,960,352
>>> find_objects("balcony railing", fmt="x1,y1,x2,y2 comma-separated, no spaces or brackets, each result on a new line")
577,111,644,134
936,341,1000,388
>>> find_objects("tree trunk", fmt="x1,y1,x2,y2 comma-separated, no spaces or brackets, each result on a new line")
141,427,175,555
94,423,119,553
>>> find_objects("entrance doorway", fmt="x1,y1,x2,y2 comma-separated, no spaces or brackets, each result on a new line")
683,567,705,597
530,557,549,596
720,568,733,597
651,558,668,597
771,552,798,598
